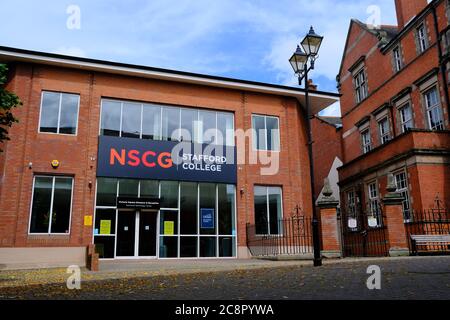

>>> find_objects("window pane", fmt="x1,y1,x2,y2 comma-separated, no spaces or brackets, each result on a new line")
254,186,268,234
142,104,161,140
252,116,266,150
30,177,53,233
180,108,197,143
59,94,79,134
199,111,216,144
118,179,139,197
94,236,115,259
180,182,197,235
268,187,282,235
199,183,216,235
40,92,60,133
217,112,234,146
159,236,178,258
50,177,72,233
121,102,141,138
160,181,179,208
218,184,235,235
266,117,279,151
101,100,121,136
160,210,178,235
94,209,116,235
180,237,197,258
200,237,216,257
96,178,117,206
139,180,159,198
161,107,180,141
219,237,235,257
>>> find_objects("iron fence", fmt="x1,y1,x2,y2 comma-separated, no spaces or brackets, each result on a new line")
246,216,313,257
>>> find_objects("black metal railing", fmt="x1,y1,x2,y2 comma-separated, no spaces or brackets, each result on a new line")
405,201,450,255
246,216,313,257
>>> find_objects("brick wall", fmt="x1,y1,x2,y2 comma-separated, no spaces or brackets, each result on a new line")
0,63,314,249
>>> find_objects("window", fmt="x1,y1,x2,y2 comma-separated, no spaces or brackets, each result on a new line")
398,103,413,133
423,87,444,130
354,69,368,103
367,182,382,228
394,172,411,222
29,176,73,234
100,99,235,146
441,28,450,55
417,24,428,53
254,186,283,235
252,115,280,151
346,190,358,230
361,129,372,154
378,117,391,145
39,91,79,135
393,46,403,72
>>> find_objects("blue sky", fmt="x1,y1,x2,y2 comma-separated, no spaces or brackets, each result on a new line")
0,0,398,116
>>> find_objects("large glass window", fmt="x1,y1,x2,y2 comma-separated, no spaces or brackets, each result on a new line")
39,91,79,135
160,181,179,208
100,99,234,146
252,115,280,151
354,68,368,103
253,186,283,235
424,87,444,131
180,182,197,235
29,176,73,234
121,102,141,138
199,183,216,235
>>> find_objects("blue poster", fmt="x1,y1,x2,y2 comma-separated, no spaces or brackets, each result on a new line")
200,208,214,229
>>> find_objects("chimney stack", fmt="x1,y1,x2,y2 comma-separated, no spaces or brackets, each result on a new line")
395,0,428,28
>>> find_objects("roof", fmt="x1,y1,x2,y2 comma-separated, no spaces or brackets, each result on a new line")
316,115,343,128
0,46,339,115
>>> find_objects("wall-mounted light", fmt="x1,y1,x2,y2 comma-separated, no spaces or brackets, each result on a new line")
51,160,60,169
240,188,245,196
28,162,33,169
88,180,93,189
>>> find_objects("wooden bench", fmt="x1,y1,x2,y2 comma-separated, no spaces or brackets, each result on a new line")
411,234,450,255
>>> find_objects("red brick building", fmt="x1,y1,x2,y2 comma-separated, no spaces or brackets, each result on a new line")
0,46,337,268
337,0,450,244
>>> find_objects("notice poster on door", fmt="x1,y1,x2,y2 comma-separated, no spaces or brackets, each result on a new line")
164,221,174,235
200,208,214,229
100,220,111,235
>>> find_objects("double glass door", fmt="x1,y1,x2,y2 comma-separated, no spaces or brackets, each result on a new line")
116,210,157,257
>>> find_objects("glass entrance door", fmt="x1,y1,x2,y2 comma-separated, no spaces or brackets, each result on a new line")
138,212,157,256
116,210,157,258
116,211,136,257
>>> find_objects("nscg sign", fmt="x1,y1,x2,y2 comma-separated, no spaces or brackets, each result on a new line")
97,136,237,184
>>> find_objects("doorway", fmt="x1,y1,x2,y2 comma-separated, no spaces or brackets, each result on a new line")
116,210,157,258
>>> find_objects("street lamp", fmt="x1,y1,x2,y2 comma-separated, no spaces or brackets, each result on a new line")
289,26,324,267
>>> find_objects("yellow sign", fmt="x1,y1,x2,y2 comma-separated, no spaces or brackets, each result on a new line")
84,215,93,226
100,220,111,235
51,160,60,169
164,221,174,235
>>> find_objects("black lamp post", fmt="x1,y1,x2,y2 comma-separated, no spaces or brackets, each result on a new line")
289,26,323,267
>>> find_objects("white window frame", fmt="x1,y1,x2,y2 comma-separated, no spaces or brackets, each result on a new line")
394,171,412,222
423,87,445,131
254,186,284,236
378,117,391,145
417,24,428,53
38,91,80,136
393,46,403,72
361,129,372,154
28,175,74,235
354,68,368,103
398,102,414,133
367,182,382,228
251,114,280,152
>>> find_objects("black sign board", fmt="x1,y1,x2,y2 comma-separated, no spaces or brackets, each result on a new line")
97,136,237,184
117,197,161,210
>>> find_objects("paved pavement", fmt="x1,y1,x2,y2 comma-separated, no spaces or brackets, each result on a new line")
0,256,449,300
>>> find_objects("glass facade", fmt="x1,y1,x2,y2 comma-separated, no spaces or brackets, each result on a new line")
100,99,235,146
94,178,236,259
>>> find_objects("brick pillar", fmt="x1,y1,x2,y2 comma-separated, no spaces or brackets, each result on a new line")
317,178,341,258
383,173,409,257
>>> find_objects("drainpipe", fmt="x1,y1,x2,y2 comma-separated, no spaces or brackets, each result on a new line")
431,4,450,119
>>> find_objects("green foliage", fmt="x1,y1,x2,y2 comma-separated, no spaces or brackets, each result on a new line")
0,64,22,151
